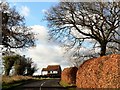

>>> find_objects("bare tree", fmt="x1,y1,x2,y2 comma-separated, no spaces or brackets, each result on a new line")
65,46,98,67
1,2,35,49
45,2,120,57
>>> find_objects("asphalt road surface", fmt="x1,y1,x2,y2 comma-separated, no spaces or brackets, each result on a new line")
11,79,68,90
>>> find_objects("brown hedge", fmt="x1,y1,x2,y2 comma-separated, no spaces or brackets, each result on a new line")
61,67,78,85
76,54,120,88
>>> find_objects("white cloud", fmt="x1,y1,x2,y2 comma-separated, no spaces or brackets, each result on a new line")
27,44,69,74
17,25,70,75
30,25,48,44
20,6,30,17
42,9,48,13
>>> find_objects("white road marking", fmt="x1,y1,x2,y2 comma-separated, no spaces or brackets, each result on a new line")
41,81,46,86
40,81,46,90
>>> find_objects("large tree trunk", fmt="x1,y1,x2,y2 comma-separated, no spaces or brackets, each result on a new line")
100,42,107,56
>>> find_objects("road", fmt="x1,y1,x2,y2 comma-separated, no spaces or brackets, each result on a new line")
10,79,68,90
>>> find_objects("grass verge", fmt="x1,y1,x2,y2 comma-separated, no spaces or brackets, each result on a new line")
59,80,76,87
59,81,77,90
2,75,35,90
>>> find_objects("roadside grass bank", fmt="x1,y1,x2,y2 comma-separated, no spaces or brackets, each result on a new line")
2,76,60,90
59,81,76,90
2,75,37,90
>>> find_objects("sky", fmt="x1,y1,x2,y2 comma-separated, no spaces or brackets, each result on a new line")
8,1,71,75
2,0,118,75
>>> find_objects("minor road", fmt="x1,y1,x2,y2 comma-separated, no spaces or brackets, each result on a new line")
10,78,68,90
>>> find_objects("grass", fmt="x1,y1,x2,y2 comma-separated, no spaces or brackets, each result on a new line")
2,76,57,89
68,88,77,90
2,75,35,90
59,81,77,90
59,80,76,87
59,81,70,87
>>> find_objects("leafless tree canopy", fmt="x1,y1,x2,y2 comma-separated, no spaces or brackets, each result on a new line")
1,2,35,49
45,2,120,57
